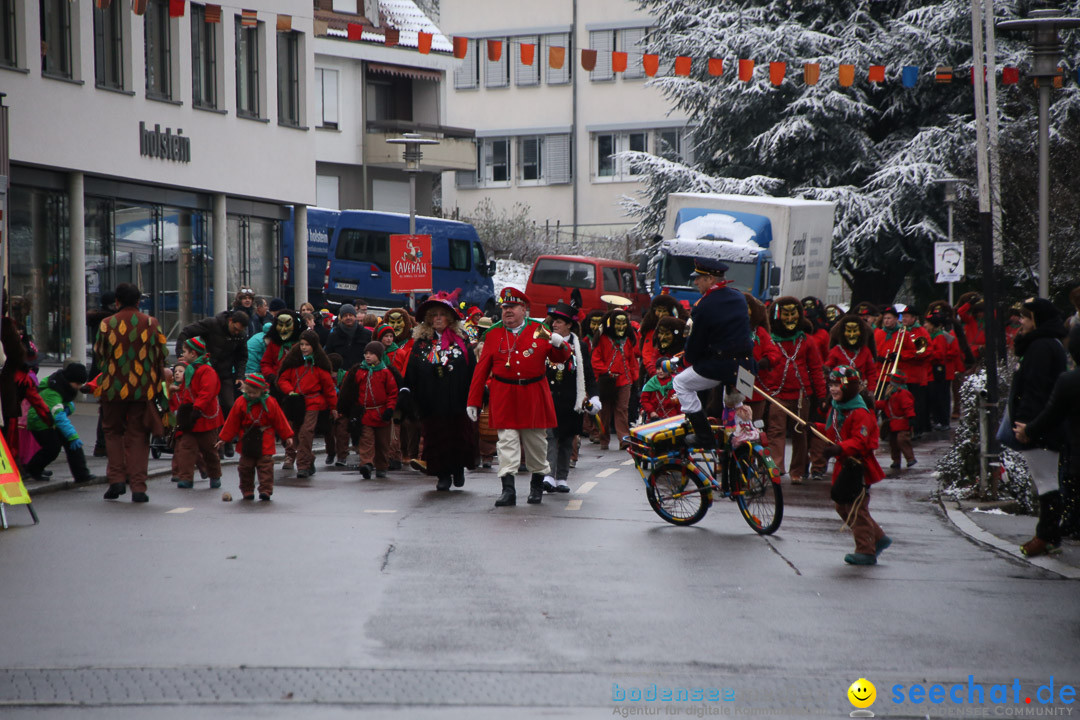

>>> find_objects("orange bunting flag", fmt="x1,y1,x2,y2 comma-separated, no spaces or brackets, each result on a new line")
1002,66,1019,84
838,64,855,87
417,31,432,54
131,0,147,15
581,48,597,72
868,65,885,83
803,63,820,85
612,51,627,73
204,3,221,23
738,59,754,82
241,9,258,28
169,0,184,18
935,66,953,83
383,27,399,46
708,58,723,77
313,18,328,36
549,45,566,70
675,56,692,76
487,39,502,62
643,54,659,77
347,22,363,41
95,0,112,9
520,43,535,66
453,37,468,59
769,61,786,85
276,14,292,33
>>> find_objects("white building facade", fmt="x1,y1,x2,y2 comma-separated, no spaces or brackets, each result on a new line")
2,0,316,362
438,0,692,252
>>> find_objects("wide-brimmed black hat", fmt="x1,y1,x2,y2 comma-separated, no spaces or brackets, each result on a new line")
549,300,577,323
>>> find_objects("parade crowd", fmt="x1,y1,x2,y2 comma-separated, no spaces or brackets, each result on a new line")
2,268,1078,566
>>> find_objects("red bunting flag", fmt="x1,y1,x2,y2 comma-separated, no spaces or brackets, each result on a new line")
581,48,597,72
520,43,535,66
487,39,502,62
241,9,258,27
549,45,565,70
383,27,399,46
1002,66,1019,84
612,51,627,73
276,14,292,33
804,63,820,85
453,37,468,59
417,31,432,54
674,56,692,76
95,0,112,9
347,22,363,41
935,66,953,83
643,54,659,77
838,64,855,87
204,3,220,23
131,0,147,15
769,61,786,85
868,65,885,83
738,59,754,82
169,0,184,18
708,58,723,77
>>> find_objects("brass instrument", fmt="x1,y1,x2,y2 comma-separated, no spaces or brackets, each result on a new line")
874,328,907,401
913,335,929,356
533,322,552,341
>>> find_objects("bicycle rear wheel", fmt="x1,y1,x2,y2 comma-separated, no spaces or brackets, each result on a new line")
734,448,783,535
647,462,710,526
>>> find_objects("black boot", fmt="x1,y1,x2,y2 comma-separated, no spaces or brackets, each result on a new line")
684,411,716,449
452,468,465,487
495,475,516,506
436,475,452,491
103,483,126,500
527,473,544,504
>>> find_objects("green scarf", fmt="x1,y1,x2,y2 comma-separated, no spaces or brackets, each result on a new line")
771,330,806,343
384,340,400,354
182,355,210,388
363,358,387,372
642,374,673,394
245,390,270,415
827,394,868,430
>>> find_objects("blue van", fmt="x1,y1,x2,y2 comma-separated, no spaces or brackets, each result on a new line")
282,208,496,312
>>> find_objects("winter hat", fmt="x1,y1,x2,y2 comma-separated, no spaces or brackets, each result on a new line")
62,363,88,385
887,370,908,385
339,304,357,317
881,305,900,318
268,298,287,313
184,336,208,355
374,323,395,342
244,373,271,392
1021,297,1060,328
828,365,862,401
364,341,385,360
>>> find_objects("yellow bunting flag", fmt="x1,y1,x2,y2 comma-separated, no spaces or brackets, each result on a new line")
838,64,855,87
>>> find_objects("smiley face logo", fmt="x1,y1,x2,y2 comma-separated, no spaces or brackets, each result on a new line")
848,678,876,709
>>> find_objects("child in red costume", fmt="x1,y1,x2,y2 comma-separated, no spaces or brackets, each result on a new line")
343,342,398,480
875,370,916,469
640,358,681,420
173,337,223,489
276,330,338,478
218,373,294,500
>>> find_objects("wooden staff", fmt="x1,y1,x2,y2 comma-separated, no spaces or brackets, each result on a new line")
753,385,836,445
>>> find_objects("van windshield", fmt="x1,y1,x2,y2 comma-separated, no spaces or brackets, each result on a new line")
336,229,391,270
532,258,596,289
661,255,757,292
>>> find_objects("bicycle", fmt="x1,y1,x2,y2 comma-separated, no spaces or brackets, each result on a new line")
625,415,783,534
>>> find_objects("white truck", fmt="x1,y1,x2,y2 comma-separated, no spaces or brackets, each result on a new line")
651,193,840,304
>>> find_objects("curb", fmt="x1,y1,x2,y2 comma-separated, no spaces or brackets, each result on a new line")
940,499,1080,580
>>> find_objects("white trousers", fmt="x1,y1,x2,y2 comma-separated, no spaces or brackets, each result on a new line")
672,366,721,414
496,427,550,478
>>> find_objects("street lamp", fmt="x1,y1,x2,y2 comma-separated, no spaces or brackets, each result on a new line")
385,132,440,235
998,6,1080,298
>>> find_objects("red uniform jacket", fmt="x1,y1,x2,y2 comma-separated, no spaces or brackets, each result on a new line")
218,395,294,456
876,387,915,432
592,335,640,389
809,328,830,358
391,339,413,376
897,325,931,386
260,340,289,379
760,333,827,401
351,364,398,427
816,405,885,485
467,319,571,430
928,331,950,380
175,363,223,432
277,363,338,412
825,344,879,394
947,332,965,379
640,330,658,378
750,327,783,403
875,326,924,385
957,303,985,357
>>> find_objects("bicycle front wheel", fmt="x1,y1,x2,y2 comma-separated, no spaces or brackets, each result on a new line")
647,462,710,526
734,448,783,535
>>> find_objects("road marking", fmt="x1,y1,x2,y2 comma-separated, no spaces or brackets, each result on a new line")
576,481,598,495
566,499,582,511
595,468,618,478
166,507,193,514
621,458,636,466
364,509,397,514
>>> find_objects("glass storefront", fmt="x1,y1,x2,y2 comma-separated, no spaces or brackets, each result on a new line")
227,214,279,302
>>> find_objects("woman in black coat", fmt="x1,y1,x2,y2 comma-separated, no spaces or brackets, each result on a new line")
1008,298,1068,556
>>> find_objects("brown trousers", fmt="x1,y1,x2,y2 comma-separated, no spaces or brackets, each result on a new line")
889,430,915,464
358,424,391,470
325,415,351,462
101,400,152,493
174,429,223,483
766,396,809,480
599,384,632,449
835,493,886,556
286,410,319,470
238,454,275,496
748,399,767,423
171,439,207,477
398,417,421,461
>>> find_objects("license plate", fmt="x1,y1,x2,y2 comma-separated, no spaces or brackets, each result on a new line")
336,282,358,291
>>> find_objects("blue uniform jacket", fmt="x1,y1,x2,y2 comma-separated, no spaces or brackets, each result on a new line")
684,284,753,382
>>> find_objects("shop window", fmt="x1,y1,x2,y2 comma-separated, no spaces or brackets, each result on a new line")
8,187,70,360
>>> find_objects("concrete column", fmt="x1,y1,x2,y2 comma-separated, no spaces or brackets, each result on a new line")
68,172,87,364
177,211,193,327
294,204,308,307
213,193,227,314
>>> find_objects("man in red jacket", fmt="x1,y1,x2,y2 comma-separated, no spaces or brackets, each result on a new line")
467,287,571,506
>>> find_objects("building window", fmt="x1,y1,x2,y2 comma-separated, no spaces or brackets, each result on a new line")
93,1,124,89
453,37,477,89
478,138,510,186
589,30,614,82
144,0,171,99
1,0,18,68
191,4,218,109
620,28,646,79
235,16,260,118
544,133,572,184
483,37,508,89
513,34,539,87
658,128,695,164
315,67,338,129
594,130,659,181
276,30,300,126
40,0,72,78
520,136,542,182
543,33,570,85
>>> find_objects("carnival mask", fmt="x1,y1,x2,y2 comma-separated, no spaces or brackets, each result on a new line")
386,313,405,335
614,315,629,338
589,317,602,334
826,306,840,324
779,304,800,332
656,325,674,350
844,321,861,347
654,305,671,320
803,299,817,316
275,314,295,338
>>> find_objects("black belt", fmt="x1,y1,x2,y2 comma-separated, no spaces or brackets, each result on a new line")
494,375,544,386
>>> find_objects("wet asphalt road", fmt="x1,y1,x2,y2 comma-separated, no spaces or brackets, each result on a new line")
0,439,1076,719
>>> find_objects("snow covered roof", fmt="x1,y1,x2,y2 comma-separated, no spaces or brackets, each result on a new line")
674,213,759,245
322,0,453,53
660,238,764,264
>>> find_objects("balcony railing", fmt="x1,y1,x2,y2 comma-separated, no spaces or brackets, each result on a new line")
365,121,476,172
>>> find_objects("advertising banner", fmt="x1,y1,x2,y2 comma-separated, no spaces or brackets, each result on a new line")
390,234,432,294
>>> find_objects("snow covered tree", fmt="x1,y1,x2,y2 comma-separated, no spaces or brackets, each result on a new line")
625,0,1079,305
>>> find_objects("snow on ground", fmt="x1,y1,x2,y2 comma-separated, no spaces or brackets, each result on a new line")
971,508,1011,515
492,258,531,297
